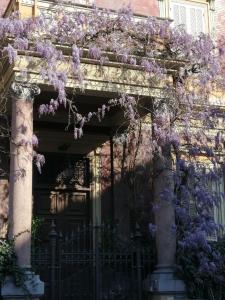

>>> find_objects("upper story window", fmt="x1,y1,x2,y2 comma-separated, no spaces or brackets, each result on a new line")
170,0,209,35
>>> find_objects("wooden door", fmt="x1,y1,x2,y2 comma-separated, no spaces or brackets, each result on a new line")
33,153,90,236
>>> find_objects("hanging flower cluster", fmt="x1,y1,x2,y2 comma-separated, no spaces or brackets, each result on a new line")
0,5,224,140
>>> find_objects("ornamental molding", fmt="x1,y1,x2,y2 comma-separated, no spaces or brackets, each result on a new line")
11,82,40,101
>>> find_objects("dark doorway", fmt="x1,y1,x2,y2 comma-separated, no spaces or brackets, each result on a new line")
33,153,91,235
32,153,154,300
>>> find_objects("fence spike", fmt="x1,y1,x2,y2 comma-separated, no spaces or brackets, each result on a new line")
134,222,142,240
49,220,57,239
59,230,63,241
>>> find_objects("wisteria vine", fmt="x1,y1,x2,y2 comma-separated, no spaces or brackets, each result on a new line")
1,3,225,297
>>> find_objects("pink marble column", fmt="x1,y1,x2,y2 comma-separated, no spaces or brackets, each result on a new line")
153,143,176,268
144,142,186,299
8,82,40,268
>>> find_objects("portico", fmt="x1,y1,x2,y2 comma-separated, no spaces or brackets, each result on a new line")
0,1,187,300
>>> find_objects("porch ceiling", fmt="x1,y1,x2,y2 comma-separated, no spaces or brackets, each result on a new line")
33,92,126,155
33,91,133,126
35,127,109,155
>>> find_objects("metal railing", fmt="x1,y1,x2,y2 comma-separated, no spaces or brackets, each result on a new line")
32,222,154,300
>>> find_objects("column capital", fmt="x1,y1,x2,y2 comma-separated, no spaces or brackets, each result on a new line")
11,82,40,101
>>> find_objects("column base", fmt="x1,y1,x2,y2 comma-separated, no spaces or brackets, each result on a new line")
1,271,44,300
144,265,187,300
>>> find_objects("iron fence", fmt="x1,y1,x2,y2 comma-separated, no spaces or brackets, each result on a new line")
32,222,154,300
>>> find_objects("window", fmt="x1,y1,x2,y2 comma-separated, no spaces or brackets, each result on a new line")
209,173,225,239
170,0,209,35
188,167,225,241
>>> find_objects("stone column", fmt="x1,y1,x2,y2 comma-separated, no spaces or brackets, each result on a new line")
1,82,44,300
154,143,176,267
144,142,186,300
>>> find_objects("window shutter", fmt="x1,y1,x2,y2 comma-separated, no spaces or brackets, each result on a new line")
171,1,207,35
189,8,197,35
220,176,225,230
171,3,187,30
195,7,204,35
172,4,180,27
214,174,225,237
207,205,218,242
187,167,225,242
189,195,217,242
189,200,196,218
189,7,205,35
180,5,188,30
205,172,225,242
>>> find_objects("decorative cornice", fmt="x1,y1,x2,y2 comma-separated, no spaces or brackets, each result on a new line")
11,82,40,101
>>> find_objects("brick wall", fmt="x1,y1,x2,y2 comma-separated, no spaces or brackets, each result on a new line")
0,0,10,16
96,0,159,16
100,123,153,239
0,0,159,17
215,0,225,39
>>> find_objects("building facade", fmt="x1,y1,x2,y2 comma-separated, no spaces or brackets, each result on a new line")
0,1,225,300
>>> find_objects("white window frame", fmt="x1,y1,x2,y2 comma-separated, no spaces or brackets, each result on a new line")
170,0,210,35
